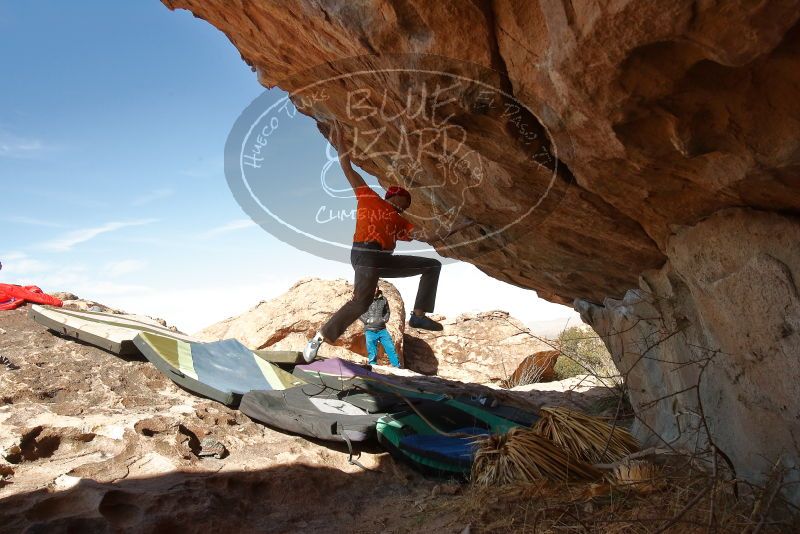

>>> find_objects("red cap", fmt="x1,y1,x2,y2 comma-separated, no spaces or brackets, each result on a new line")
385,186,411,201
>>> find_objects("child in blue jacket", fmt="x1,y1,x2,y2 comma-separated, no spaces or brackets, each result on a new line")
359,287,401,368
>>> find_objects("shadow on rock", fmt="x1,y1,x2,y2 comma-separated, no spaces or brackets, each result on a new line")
0,455,456,534
402,335,438,376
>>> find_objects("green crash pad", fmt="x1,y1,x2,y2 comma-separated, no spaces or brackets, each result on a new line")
133,332,304,406
376,399,521,476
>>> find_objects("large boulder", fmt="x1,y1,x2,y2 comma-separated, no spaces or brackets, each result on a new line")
404,311,548,384
577,209,800,503
196,277,405,361
160,0,799,304
161,0,800,500
199,281,549,384
500,350,560,388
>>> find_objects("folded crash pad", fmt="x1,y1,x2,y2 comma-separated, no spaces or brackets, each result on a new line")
240,385,386,442
450,398,540,427
398,427,489,468
293,358,447,401
292,358,380,389
133,332,304,406
29,304,195,356
376,400,521,475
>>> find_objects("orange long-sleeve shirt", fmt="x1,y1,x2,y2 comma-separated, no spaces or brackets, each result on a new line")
352,186,414,251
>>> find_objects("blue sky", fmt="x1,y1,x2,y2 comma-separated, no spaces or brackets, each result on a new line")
1,1,577,332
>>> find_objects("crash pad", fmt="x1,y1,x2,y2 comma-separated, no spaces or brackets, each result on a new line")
376,400,521,475
133,332,304,406
293,358,447,401
29,304,194,356
240,385,386,442
398,427,489,467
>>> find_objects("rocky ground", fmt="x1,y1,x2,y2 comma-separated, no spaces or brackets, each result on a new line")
403,311,553,384
0,304,611,533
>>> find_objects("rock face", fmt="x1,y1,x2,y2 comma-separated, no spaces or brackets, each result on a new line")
161,0,800,499
197,277,405,362
160,0,800,304
501,350,560,388
577,209,800,502
404,310,548,384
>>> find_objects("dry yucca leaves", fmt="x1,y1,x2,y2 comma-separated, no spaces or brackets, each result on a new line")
533,407,638,464
610,460,664,494
471,427,601,486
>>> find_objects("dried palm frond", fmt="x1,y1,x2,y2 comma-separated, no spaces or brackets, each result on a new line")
471,427,601,486
611,460,664,494
533,407,638,464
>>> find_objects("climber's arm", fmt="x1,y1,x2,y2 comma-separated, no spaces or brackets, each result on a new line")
332,122,368,192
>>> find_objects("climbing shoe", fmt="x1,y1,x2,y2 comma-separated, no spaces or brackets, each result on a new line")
408,314,443,331
303,333,324,363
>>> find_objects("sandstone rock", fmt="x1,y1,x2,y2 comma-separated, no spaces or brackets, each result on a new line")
199,281,548,385
197,277,405,362
404,310,548,384
577,209,800,504
160,0,800,501
54,293,121,314
50,293,178,331
160,0,799,304
501,349,559,388
51,292,79,302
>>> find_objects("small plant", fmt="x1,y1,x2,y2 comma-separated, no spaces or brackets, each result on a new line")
553,325,617,380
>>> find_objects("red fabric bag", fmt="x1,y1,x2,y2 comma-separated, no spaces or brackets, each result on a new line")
0,284,63,309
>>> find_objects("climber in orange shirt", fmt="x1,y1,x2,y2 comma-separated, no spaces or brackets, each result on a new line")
304,123,456,362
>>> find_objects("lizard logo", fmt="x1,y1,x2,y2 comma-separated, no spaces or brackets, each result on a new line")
226,54,570,264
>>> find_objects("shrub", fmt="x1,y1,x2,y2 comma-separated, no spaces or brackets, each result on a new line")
553,325,617,380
